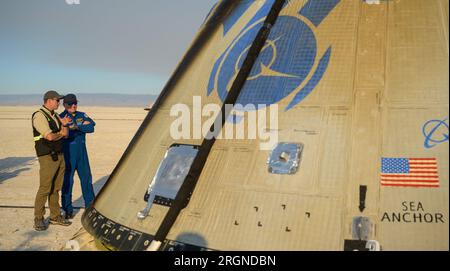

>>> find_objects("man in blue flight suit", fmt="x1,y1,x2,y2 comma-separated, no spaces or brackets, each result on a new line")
60,94,96,219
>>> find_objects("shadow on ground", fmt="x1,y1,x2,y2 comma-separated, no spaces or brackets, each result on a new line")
13,229,50,251
167,232,208,251
0,157,36,184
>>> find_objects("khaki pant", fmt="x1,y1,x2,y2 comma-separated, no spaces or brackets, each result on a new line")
34,153,65,219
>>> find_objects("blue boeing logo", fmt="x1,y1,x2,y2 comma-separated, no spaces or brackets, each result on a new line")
422,117,449,148
207,0,340,111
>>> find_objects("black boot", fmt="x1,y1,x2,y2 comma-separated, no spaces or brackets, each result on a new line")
65,212,74,220
34,217,47,231
49,215,72,226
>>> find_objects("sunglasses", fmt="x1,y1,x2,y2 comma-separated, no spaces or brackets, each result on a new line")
66,102,78,106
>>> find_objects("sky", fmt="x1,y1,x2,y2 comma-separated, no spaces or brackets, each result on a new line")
0,0,217,95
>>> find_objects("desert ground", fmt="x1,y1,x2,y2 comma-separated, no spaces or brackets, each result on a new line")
0,106,147,250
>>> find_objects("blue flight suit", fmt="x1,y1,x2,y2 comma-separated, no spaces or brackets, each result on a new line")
60,110,96,215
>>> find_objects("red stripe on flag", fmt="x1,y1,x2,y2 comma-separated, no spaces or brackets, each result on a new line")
381,174,439,178
381,183,440,188
381,178,439,183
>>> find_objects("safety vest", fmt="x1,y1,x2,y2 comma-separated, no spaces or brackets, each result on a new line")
32,109,63,157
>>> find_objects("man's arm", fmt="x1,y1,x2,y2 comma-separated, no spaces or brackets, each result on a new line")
78,114,95,133
33,112,55,140
45,126,69,141
44,131,64,141
32,112,70,141
58,115,71,139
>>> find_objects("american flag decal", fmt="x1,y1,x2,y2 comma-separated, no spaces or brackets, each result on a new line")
381,158,439,188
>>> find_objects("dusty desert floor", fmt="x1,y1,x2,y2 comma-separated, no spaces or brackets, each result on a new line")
0,106,147,250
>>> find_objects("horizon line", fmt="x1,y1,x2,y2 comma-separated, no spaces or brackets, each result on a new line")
0,93,159,96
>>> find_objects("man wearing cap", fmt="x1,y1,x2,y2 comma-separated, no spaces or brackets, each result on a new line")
32,90,73,231
60,94,96,219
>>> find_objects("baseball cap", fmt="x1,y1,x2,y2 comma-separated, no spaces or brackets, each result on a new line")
63,93,78,104
43,90,64,101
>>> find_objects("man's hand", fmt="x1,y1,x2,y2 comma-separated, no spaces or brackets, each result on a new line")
69,123,78,130
58,115,72,138
59,115,72,127
82,120,91,125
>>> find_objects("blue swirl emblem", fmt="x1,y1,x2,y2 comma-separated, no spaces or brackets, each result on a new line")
207,0,340,111
422,118,449,148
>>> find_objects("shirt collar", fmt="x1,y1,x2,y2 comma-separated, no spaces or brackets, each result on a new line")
42,105,55,116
